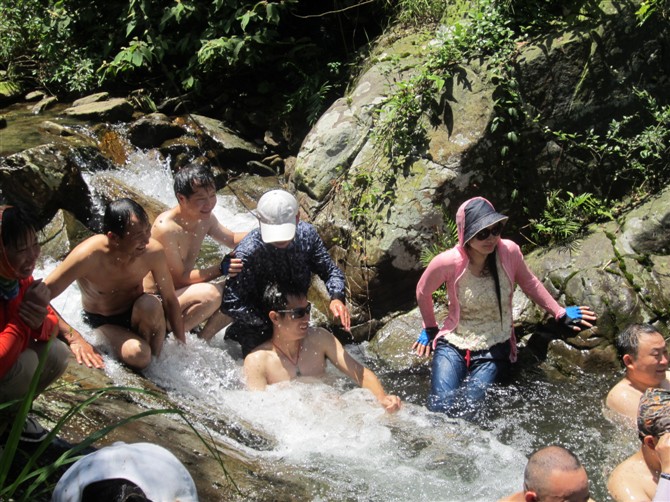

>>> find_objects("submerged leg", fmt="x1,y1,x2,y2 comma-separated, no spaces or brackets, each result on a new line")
427,339,468,415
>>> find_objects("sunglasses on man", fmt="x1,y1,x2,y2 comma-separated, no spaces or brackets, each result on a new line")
276,302,312,319
475,222,504,241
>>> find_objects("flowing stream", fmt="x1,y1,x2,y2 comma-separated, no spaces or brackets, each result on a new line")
19,126,634,501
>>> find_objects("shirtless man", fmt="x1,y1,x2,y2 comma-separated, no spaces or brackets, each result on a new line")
606,324,670,425
244,282,401,413
500,445,590,502
144,165,245,341
608,388,670,501
45,199,185,370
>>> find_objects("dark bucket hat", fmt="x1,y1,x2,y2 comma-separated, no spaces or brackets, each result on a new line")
463,199,508,244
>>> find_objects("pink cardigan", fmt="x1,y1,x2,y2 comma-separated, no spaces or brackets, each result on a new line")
416,197,566,362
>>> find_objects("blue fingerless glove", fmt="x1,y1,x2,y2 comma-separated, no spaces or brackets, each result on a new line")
561,306,583,328
416,327,439,346
220,253,233,277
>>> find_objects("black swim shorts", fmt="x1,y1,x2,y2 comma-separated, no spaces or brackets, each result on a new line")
82,309,133,330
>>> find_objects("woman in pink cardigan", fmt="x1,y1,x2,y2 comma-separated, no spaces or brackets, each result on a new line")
415,197,596,418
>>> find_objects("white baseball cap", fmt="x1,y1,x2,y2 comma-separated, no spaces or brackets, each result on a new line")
256,189,299,243
51,442,198,502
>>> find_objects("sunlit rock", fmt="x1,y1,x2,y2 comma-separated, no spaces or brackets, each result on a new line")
64,97,134,122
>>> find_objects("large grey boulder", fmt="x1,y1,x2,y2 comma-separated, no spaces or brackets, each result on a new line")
188,114,263,164
525,189,670,340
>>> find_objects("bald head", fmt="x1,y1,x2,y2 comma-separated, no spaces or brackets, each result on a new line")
524,446,589,502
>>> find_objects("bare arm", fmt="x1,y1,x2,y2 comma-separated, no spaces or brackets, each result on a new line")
54,307,104,369
208,216,246,248
148,244,185,343
320,330,401,413
243,351,269,390
45,239,97,299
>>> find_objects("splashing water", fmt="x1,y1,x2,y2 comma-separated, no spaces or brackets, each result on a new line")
41,157,638,501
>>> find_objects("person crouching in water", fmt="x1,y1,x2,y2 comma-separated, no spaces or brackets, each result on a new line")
414,197,597,418
244,282,401,413
0,206,71,442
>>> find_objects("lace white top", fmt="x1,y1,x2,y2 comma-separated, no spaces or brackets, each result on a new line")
444,258,514,351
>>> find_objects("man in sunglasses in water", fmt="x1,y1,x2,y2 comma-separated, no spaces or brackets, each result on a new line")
244,282,401,413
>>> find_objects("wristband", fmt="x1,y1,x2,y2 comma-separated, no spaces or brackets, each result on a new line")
416,327,439,346
653,473,670,501
220,253,233,277
561,306,583,328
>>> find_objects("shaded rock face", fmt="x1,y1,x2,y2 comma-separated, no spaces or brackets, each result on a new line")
0,144,102,228
127,112,185,149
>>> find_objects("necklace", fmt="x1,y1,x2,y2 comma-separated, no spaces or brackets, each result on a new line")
272,341,302,377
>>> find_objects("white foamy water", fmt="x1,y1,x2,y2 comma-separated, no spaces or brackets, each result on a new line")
38,156,635,500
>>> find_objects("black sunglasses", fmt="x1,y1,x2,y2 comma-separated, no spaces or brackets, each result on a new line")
277,302,312,319
475,222,504,241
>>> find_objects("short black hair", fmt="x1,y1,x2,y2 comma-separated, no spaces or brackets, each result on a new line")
173,164,215,198
102,199,149,237
615,323,661,361
0,205,37,250
524,445,584,496
262,282,307,316
81,478,150,502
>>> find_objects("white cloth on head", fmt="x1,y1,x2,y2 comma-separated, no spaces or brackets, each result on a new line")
51,441,198,502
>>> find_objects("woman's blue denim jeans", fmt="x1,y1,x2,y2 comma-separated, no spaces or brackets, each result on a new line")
427,338,511,418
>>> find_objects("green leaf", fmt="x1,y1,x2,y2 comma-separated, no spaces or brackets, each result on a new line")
131,49,144,67
266,3,280,24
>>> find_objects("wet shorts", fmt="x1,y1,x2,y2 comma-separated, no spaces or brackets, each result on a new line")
82,309,133,330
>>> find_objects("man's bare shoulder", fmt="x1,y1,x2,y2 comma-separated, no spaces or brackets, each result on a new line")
305,327,336,347
244,343,275,369
606,377,642,419
608,452,653,501
151,208,182,235
64,234,109,264
145,237,167,254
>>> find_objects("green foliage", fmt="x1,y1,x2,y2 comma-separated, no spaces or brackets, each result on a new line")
0,0,364,126
637,0,670,24
420,211,458,267
0,0,97,92
543,89,670,198
529,190,612,247
389,0,468,26
419,209,458,304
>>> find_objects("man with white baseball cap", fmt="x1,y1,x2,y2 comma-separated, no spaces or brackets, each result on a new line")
255,189,299,243
222,189,350,357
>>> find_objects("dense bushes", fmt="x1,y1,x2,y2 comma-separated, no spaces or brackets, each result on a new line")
0,0,386,133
